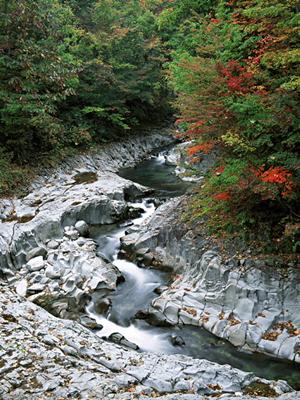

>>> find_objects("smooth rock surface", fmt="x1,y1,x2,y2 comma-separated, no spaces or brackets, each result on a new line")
75,220,89,237
26,256,45,272
0,283,295,399
0,131,173,272
124,198,300,363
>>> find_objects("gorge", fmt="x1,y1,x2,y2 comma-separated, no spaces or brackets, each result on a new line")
0,130,299,399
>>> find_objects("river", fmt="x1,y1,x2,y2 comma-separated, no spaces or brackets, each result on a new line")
85,148,300,389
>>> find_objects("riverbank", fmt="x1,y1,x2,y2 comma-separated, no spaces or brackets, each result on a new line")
0,125,173,198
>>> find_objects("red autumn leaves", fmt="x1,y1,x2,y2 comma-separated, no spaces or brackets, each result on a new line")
256,166,295,198
212,165,295,203
217,60,253,94
213,192,231,201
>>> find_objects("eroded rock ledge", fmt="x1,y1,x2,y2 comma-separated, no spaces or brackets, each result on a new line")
0,284,294,399
122,198,300,364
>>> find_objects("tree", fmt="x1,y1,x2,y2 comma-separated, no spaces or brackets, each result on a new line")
167,0,300,251
63,0,168,141
0,0,81,161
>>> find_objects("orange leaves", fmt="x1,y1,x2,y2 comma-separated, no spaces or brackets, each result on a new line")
210,164,295,205
213,192,231,201
207,18,221,32
256,166,295,198
191,120,206,128
260,166,292,184
185,120,208,137
226,0,237,6
251,165,296,199
187,141,215,156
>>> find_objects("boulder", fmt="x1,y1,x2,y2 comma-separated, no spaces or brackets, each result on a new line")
47,240,60,250
79,315,103,330
170,334,185,347
45,265,61,279
108,332,139,350
15,279,28,297
26,256,45,272
75,220,89,237
26,247,47,262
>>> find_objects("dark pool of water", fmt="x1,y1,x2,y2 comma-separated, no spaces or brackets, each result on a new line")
119,151,191,197
87,148,300,389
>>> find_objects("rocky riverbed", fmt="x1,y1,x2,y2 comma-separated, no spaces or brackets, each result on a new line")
0,282,295,399
122,198,300,364
0,129,299,398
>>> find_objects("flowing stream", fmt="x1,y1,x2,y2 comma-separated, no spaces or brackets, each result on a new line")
86,149,300,389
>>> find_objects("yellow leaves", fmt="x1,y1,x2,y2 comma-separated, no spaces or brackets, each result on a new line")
262,49,300,68
112,26,131,39
273,321,300,336
145,36,160,50
208,383,223,391
228,316,241,326
221,130,256,153
201,314,210,323
218,311,225,320
262,321,300,341
281,76,300,91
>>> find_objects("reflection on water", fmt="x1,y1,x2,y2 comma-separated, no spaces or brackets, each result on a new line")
119,151,191,197
87,149,300,389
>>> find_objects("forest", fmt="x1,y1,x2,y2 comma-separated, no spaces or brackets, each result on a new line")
0,0,299,253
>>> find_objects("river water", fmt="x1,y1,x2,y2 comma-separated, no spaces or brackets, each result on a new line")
86,149,300,389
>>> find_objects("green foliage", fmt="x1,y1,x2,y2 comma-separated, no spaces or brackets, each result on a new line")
167,0,300,252
0,0,170,171
0,0,81,161
61,0,169,143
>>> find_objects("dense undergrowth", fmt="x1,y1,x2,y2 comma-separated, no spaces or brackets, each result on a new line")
0,0,299,253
